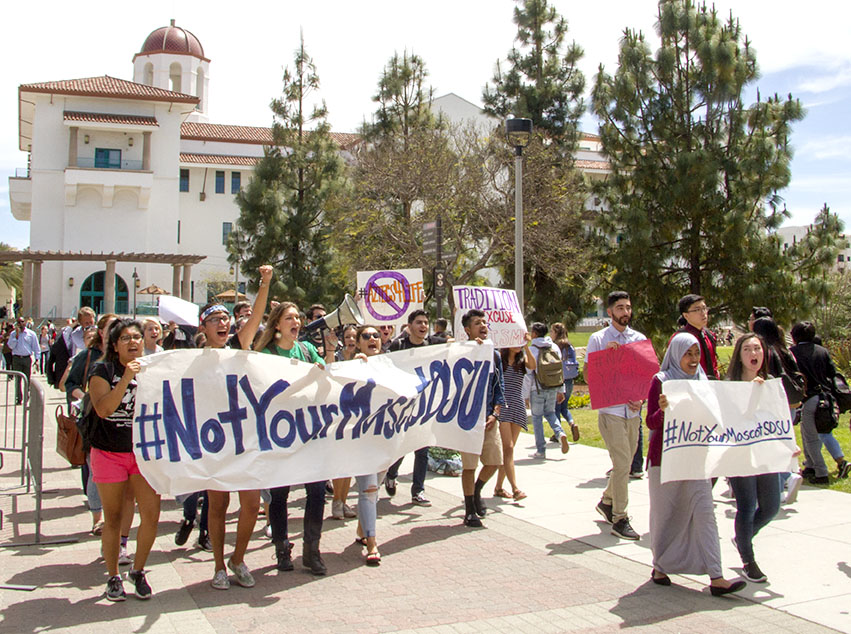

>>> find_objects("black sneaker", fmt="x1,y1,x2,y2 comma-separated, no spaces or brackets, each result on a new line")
838,460,851,479
743,561,767,583
809,475,830,485
611,518,639,540
384,476,397,497
196,532,212,552
174,519,194,546
801,467,815,478
463,513,483,528
549,434,559,444
275,542,294,571
106,574,126,602
595,500,614,524
127,569,152,600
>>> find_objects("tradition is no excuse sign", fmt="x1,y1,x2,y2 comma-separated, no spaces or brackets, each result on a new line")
452,285,527,348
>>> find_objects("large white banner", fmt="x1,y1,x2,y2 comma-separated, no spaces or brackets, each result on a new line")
452,285,527,348
356,268,424,329
134,343,492,496
660,378,798,483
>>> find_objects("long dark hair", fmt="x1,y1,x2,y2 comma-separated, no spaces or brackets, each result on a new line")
103,318,144,365
726,333,768,381
752,317,797,376
500,347,526,371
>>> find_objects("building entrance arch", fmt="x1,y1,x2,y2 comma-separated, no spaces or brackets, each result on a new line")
80,271,129,314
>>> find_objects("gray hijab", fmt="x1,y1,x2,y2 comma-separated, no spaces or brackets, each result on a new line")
656,332,707,382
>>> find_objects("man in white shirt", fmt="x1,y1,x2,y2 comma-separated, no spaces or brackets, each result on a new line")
585,291,646,540
8,317,41,404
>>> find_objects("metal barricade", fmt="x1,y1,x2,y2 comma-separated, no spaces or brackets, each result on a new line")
0,369,29,489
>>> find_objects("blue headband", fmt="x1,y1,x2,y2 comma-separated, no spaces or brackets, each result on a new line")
201,304,230,323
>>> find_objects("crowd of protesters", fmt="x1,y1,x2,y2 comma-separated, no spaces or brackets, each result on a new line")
4,271,848,603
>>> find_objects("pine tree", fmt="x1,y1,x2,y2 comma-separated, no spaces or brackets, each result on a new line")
591,0,819,339
229,36,345,305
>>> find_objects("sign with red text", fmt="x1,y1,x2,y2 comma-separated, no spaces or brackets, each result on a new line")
586,339,660,409
452,285,526,348
356,269,425,328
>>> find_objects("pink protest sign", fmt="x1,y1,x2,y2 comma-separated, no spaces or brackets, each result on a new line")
586,339,660,410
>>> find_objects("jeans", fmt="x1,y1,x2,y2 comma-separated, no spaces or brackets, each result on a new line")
387,446,429,495
182,490,209,533
555,379,575,424
268,481,326,545
356,473,379,538
800,395,830,477
631,422,644,474
819,432,844,461
729,474,780,563
530,388,564,453
82,453,102,513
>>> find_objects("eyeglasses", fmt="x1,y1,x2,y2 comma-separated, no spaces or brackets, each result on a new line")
118,334,144,343
84,325,98,331
204,315,230,325
687,306,710,314
360,332,381,340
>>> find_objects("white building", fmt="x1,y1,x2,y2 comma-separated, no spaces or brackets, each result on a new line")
777,225,851,272
7,20,356,319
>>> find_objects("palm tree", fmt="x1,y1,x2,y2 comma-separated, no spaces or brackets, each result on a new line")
0,243,23,301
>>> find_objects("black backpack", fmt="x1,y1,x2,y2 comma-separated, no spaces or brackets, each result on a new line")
46,332,72,387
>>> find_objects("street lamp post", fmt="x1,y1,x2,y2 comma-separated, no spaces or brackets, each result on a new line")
131,267,139,318
506,117,533,311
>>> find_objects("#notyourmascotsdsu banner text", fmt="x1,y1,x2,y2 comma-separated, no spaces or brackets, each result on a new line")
133,343,492,496
452,285,527,348
660,378,798,484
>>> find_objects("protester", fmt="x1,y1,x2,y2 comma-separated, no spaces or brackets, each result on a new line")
494,334,535,501
586,291,646,540
527,322,569,459
255,300,329,575
790,322,849,483
430,317,451,344
200,265,271,590
551,323,581,442
676,294,718,379
331,326,358,520
645,332,746,596
725,333,789,583
384,310,434,506
38,325,51,373
378,324,394,352
141,318,163,355
88,318,161,601
748,306,772,332
352,324,385,565
459,310,505,527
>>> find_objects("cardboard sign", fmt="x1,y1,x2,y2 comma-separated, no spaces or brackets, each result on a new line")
356,269,424,329
134,343,491,496
660,378,798,483
586,339,660,409
452,286,527,348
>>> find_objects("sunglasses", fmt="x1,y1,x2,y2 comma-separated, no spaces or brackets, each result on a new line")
360,332,381,340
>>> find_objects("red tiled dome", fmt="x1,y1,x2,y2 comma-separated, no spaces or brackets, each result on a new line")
139,20,204,59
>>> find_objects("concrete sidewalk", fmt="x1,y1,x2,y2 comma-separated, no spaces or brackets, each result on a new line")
0,375,848,633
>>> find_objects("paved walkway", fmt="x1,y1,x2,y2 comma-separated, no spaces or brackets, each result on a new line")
1,375,848,633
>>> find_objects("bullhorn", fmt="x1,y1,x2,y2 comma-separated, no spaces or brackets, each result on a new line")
305,293,364,331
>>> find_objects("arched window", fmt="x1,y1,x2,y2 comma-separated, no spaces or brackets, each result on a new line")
143,62,154,86
169,63,182,93
80,271,129,315
195,67,204,110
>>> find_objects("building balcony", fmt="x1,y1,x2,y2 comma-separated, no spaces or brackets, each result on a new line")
65,164,153,209
9,172,32,220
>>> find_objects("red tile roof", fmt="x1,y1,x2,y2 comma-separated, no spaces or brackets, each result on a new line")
20,76,199,104
136,20,206,61
180,122,361,150
575,159,610,171
180,153,260,166
64,111,159,126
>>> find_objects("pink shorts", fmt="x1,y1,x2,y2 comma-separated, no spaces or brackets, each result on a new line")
91,448,141,483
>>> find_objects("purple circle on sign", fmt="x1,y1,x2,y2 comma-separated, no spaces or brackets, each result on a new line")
364,271,411,322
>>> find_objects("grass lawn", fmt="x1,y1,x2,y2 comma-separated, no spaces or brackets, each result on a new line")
523,403,851,494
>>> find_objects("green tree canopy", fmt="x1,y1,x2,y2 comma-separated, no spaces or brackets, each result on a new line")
590,0,825,339
229,36,346,306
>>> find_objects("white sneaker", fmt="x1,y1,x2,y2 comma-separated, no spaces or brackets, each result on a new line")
118,545,132,566
530,451,545,459
784,474,803,504
342,503,357,518
211,568,230,590
264,523,272,539
331,499,344,520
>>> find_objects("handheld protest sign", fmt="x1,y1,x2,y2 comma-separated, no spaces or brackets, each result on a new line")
586,339,660,409
356,269,424,328
452,285,526,348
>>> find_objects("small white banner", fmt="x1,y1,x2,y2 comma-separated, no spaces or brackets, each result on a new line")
356,268,424,329
452,285,527,348
134,343,491,496
660,378,798,484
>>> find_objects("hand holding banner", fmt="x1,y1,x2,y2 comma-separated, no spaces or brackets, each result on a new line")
660,378,798,483
452,285,527,348
586,339,660,409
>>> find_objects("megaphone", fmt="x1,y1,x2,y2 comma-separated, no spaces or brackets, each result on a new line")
306,293,364,331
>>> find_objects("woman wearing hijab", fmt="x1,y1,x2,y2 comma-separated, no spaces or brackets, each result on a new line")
645,332,745,596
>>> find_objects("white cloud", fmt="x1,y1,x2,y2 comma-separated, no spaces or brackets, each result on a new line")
797,63,851,94
789,174,851,192
797,136,851,161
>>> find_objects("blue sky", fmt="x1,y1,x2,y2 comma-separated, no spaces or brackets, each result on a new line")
2,0,848,248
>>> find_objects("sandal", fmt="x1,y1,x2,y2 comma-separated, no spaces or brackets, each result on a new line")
91,521,104,536
366,551,381,566
512,490,527,501
354,536,367,547
494,488,511,498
